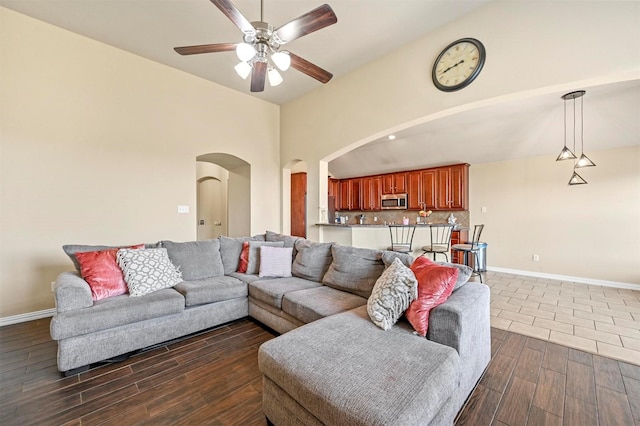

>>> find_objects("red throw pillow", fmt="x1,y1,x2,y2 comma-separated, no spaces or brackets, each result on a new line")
237,241,250,273
76,244,144,301
405,256,459,337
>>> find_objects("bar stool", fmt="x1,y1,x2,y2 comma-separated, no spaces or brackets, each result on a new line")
451,224,485,283
421,223,454,262
388,225,416,254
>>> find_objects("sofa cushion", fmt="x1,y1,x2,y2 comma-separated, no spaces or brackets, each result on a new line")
282,286,367,324
161,240,225,281
406,256,459,337
322,245,385,298
382,250,414,268
367,258,418,330
246,241,285,275
437,261,473,291
116,248,183,297
249,277,322,309
173,276,247,307
50,288,185,340
258,306,460,426
227,271,262,284
291,240,333,282
219,235,266,275
259,246,293,278
266,231,302,258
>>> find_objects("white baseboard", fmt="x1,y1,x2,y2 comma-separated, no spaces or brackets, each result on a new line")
0,308,56,327
487,267,640,291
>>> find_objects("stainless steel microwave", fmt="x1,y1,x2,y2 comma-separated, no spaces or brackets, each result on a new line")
381,193,408,210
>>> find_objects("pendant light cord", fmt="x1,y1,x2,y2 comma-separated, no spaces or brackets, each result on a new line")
580,95,584,155
260,0,263,21
572,97,577,167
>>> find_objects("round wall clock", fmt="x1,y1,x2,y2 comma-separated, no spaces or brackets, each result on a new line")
432,38,486,92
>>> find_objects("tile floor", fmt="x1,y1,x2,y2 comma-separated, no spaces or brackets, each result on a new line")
480,270,640,366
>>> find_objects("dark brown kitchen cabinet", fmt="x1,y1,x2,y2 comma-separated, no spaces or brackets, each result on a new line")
361,176,381,211
436,164,468,211
291,172,306,238
407,170,436,211
450,229,469,264
328,178,340,211
339,178,361,211
382,172,407,194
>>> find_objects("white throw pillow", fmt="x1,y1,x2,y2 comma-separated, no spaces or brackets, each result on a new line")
259,246,293,278
246,241,285,275
116,248,183,297
367,258,418,330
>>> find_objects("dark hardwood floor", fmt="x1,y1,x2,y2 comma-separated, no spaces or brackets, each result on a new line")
1,318,638,426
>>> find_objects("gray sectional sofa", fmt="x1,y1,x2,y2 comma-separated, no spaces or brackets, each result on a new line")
51,231,490,425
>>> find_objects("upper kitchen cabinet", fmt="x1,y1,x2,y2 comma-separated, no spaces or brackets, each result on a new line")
436,164,469,211
407,169,436,211
381,172,407,194
361,176,382,211
328,178,340,211
338,178,361,211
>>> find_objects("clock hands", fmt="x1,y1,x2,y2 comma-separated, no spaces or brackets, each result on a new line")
440,59,465,75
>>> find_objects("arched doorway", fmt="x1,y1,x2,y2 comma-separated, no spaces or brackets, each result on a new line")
196,153,251,238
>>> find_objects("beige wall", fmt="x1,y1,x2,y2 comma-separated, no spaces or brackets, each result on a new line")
281,1,640,285
470,145,640,284
0,8,280,318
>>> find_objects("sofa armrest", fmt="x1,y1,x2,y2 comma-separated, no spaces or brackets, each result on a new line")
53,271,93,313
427,282,491,359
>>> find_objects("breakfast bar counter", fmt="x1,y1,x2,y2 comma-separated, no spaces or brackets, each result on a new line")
316,223,469,256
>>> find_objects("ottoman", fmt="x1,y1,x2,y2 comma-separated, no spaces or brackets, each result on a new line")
258,306,461,425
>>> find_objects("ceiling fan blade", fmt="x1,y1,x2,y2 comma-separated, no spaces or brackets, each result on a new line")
274,4,337,44
251,61,267,92
210,0,255,34
290,53,333,83
174,43,237,55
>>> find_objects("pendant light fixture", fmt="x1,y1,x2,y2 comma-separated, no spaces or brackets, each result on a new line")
557,90,595,186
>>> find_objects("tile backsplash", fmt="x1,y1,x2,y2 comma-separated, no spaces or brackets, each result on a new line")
334,210,469,227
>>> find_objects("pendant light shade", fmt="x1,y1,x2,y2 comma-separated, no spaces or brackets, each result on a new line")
568,171,587,185
575,153,596,168
556,146,576,161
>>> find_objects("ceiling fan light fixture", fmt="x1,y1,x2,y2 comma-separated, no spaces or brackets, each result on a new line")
271,51,291,71
267,67,283,86
236,42,257,62
234,61,252,79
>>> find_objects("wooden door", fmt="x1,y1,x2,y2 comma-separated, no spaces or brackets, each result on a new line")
291,173,307,237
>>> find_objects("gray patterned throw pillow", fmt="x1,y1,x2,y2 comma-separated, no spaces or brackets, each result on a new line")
116,248,183,297
367,258,418,330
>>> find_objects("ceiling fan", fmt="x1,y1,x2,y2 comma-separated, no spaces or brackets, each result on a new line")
174,0,338,92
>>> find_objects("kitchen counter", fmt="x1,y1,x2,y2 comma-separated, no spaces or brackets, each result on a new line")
316,223,469,252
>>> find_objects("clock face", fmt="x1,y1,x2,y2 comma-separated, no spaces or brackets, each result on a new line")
432,38,486,92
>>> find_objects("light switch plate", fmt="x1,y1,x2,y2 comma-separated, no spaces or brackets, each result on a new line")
177,205,189,214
